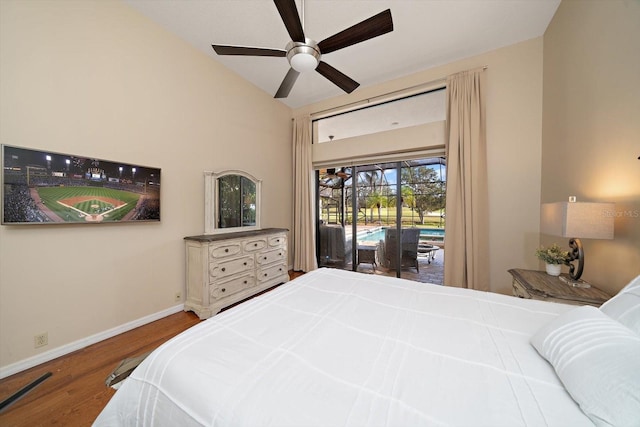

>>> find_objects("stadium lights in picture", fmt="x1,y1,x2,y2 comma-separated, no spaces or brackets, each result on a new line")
1,145,161,225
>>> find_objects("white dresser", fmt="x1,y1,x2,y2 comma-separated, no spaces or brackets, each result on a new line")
184,228,289,319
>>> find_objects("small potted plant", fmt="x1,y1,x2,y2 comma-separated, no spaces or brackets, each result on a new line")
535,244,569,276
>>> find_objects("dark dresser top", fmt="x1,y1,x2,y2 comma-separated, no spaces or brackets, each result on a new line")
184,228,288,242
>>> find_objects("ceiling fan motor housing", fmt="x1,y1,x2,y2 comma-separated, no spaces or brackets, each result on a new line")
286,38,321,72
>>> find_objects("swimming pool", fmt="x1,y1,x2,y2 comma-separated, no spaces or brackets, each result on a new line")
357,227,445,242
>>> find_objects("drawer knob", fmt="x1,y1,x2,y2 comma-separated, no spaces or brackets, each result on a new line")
278,253,282,256
264,273,268,277
254,243,258,247
221,267,226,272
221,288,226,292
264,256,267,260
244,262,247,265
244,280,247,284
225,248,229,253
276,239,280,242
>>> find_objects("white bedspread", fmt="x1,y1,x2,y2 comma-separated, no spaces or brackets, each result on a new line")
94,268,594,426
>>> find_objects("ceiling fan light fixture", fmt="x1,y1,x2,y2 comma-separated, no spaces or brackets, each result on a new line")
286,39,320,72
290,52,319,72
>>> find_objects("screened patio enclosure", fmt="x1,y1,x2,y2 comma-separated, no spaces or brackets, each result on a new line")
316,158,446,284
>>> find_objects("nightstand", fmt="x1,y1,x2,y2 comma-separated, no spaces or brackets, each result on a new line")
508,268,611,306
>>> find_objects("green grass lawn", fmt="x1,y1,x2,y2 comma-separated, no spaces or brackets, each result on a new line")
37,186,139,222
320,206,445,228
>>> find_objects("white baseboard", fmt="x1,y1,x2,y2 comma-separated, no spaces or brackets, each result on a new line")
0,304,185,380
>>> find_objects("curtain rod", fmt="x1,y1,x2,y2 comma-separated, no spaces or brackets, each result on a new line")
310,65,488,120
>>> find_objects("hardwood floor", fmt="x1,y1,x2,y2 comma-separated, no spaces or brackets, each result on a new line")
0,271,305,426
0,311,201,426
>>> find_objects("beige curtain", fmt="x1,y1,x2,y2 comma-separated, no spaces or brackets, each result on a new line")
444,69,489,290
292,116,318,272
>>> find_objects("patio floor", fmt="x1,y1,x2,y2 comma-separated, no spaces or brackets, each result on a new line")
349,246,445,285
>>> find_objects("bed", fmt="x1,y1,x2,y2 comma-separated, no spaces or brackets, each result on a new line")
94,268,640,426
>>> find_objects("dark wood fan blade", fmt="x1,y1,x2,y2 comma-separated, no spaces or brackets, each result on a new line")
316,61,359,94
318,9,393,54
274,68,300,98
273,0,305,42
212,45,286,57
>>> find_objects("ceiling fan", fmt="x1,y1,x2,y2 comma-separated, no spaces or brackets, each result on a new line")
212,0,393,98
320,167,351,184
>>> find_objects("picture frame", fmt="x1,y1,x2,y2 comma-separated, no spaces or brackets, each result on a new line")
2,145,161,225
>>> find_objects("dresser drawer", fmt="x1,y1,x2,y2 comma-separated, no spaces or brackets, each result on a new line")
244,238,267,252
269,235,287,247
211,274,256,300
210,243,242,259
258,263,287,283
256,248,287,265
210,256,254,279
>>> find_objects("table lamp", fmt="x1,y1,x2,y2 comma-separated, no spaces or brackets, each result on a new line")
540,199,614,280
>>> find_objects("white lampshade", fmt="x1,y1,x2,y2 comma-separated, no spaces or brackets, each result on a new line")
541,202,614,239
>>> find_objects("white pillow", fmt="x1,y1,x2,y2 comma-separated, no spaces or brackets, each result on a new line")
600,275,640,335
531,305,640,427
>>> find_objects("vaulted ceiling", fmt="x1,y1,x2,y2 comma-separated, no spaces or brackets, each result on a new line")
125,0,560,109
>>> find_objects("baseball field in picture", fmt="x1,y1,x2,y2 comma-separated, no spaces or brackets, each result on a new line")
2,145,160,225
36,186,142,222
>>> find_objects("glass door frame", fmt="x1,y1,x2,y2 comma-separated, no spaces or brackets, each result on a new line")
316,162,405,278
316,158,445,280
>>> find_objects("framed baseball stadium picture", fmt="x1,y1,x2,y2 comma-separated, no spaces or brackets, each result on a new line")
1,145,161,225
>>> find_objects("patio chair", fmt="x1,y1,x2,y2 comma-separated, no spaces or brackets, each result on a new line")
380,228,421,272
318,224,349,268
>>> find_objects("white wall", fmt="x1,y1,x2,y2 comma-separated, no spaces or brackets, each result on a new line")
312,121,446,167
295,37,545,295
0,0,292,372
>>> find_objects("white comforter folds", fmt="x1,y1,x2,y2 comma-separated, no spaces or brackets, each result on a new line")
95,268,594,426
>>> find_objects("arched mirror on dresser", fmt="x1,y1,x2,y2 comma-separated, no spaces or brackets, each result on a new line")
204,170,261,234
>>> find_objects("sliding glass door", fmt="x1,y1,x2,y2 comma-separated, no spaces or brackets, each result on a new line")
316,158,446,283
317,168,351,270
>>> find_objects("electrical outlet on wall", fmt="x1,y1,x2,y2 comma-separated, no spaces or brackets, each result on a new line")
34,332,48,348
